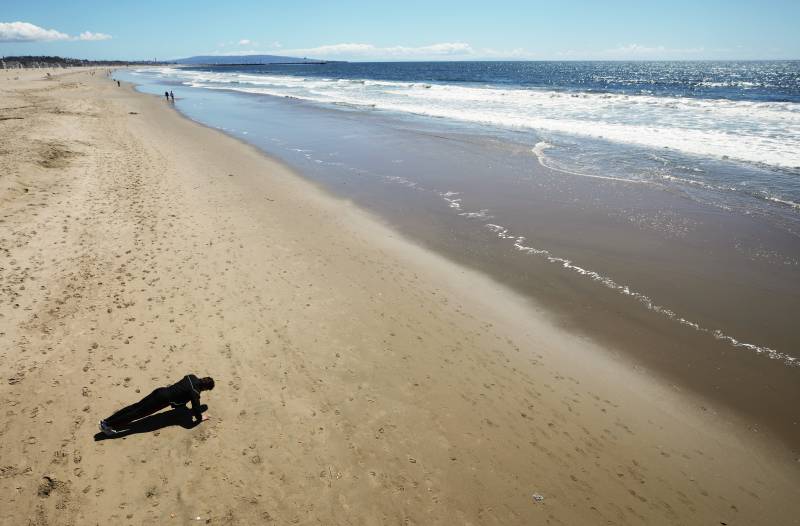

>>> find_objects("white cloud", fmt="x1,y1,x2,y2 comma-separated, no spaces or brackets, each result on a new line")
207,40,725,62
201,41,487,60
0,21,111,43
207,40,714,62
77,31,112,41
557,43,709,60
277,42,476,60
603,43,706,58
0,21,69,42
479,47,531,59
238,39,252,46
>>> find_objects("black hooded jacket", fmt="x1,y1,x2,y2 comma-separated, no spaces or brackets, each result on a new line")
164,374,203,420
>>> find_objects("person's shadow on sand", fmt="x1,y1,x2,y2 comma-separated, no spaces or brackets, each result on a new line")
93,404,207,441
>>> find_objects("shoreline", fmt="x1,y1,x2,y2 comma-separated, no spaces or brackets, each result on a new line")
1,68,798,525
123,67,800,448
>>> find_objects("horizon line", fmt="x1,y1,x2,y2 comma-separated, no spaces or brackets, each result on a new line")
3,54,800,63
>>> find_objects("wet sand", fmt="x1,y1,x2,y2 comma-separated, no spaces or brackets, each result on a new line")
1,68,799,525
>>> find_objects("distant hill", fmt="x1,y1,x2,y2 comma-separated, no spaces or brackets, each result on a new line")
177,55,331,65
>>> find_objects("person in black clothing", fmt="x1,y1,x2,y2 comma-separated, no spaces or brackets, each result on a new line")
99,374,214,436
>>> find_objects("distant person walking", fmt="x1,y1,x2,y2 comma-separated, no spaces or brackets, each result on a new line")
170,90,175,102
116,80,120,87
165,90,170,101
99,374,215,436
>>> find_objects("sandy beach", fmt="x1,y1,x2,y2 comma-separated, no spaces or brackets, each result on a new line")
1,68,798,525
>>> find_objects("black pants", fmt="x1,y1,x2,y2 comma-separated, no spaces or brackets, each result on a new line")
105,387,171,428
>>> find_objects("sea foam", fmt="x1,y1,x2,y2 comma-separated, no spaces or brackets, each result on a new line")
140,67,800,171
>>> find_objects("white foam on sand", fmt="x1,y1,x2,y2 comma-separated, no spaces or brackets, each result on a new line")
483,223,798,367
459,209,493,219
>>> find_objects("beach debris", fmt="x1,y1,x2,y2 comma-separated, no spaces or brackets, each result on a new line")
37,475,65,498
532,493,545,503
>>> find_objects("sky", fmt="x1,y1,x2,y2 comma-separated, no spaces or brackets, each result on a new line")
1,0,799,61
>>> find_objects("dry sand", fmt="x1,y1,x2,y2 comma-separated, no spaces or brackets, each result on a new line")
1,68,798,525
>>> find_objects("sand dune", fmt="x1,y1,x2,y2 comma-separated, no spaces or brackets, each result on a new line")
0,69,797,525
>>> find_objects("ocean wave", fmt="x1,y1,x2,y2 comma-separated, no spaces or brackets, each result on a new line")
763,194,800,210
532,141,800,215
137,67,800,170
531,142,648,183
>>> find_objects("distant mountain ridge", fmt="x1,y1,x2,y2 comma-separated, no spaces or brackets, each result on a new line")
177,55,330,65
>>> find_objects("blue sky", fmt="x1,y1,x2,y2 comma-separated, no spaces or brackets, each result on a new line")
1,0,798,61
